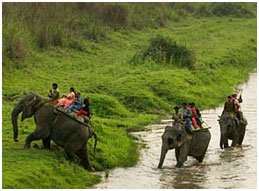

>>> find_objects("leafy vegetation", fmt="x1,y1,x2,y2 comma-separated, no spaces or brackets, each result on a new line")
2,2,257,189
132,35,195,69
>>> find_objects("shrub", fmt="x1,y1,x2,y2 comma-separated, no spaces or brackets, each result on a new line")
2,22,30,62
68,40,85,51
101,3,129,30
210,3,255,18
88,94,131,118
36,22,64,49
131,35,195,69
83,23,108,42
195,4,212,17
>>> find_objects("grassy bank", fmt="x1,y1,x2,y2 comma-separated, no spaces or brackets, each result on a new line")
2,3,257,189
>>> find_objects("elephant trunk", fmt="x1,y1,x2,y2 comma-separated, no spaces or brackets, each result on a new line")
158,144,168,169
11,104,23,142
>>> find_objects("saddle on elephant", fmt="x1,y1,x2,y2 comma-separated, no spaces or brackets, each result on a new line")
37,99,90,124
55,107,90,125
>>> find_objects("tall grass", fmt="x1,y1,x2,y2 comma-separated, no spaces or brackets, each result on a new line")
2,2,257,189
3,2,256,63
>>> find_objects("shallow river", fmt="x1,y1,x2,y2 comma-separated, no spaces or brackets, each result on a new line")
94,73,257,189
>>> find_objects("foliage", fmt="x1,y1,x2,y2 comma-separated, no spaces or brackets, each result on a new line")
194,3,213,17
210,3,255,18
2,3,257,189
2,2,256,62
131,35,195,69
2,21,31,63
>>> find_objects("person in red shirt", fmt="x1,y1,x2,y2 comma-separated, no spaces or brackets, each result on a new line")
76,98,90,117
189,103,199,129
232,94,240,111
232,93,244,121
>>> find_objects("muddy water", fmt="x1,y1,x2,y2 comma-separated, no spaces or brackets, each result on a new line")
94,73,257,189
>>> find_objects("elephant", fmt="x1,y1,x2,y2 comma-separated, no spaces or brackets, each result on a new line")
11,93,97,171
158,125,211,168
219,113,246,149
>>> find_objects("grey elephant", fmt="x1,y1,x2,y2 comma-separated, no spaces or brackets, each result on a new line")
11,93,97,171
158,126,211,168
219,114,246,149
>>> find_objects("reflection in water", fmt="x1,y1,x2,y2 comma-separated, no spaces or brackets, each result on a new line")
160,165,208,189
94,73,257,189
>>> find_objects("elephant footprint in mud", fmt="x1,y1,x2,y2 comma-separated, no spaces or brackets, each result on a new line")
11,93,97,171
158,126,211,168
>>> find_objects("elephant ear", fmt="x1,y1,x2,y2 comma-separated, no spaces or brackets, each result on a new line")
26,96,37,106
26,96,43,113
177,131,191,147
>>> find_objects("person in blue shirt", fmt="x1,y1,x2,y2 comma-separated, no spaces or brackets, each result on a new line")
181,102,192,131
66,92,82,112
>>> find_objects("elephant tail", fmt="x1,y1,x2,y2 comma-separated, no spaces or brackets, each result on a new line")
92,130,97,154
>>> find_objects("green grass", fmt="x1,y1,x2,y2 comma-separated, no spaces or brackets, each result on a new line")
2,16,257,188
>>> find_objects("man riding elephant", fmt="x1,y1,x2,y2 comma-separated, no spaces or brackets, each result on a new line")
158,125,211,168
232,94,247,125
222,96,237,117
219,95,247,149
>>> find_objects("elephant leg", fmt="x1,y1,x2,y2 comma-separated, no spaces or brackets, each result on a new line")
176,161,183,168
224,140,229,148
158,141,169,169
231,130,239,147
176,145,188,168
196,152,206,163
42,137,51,149
24,124,51,148
220,136,224,149
24,133,41,148
238,125,246,145
222,136,229,149
231,140,238,147
231,139,237,147
76,145,94,172
238,134,245,146
65,151,75,161
175,149,179,161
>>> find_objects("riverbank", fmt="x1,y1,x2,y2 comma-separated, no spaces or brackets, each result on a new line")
94,73,257,189
2,14,257,188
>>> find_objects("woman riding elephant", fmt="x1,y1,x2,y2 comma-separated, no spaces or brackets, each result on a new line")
158,125,211,168
57,87,76,108
11,93,97,171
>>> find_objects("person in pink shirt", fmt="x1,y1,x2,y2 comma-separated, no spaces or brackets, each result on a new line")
57,87,76,108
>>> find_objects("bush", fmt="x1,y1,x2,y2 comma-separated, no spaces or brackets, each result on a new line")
101,3,129,30
3,22,30,62
68,40,85,51
131,35,195,69
88,94,132,118
36,22,64,49
83,23,108,42
195,4,212,17
210,3,255,18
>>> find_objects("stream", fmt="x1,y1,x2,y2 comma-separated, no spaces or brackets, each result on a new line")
94,73,257,189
